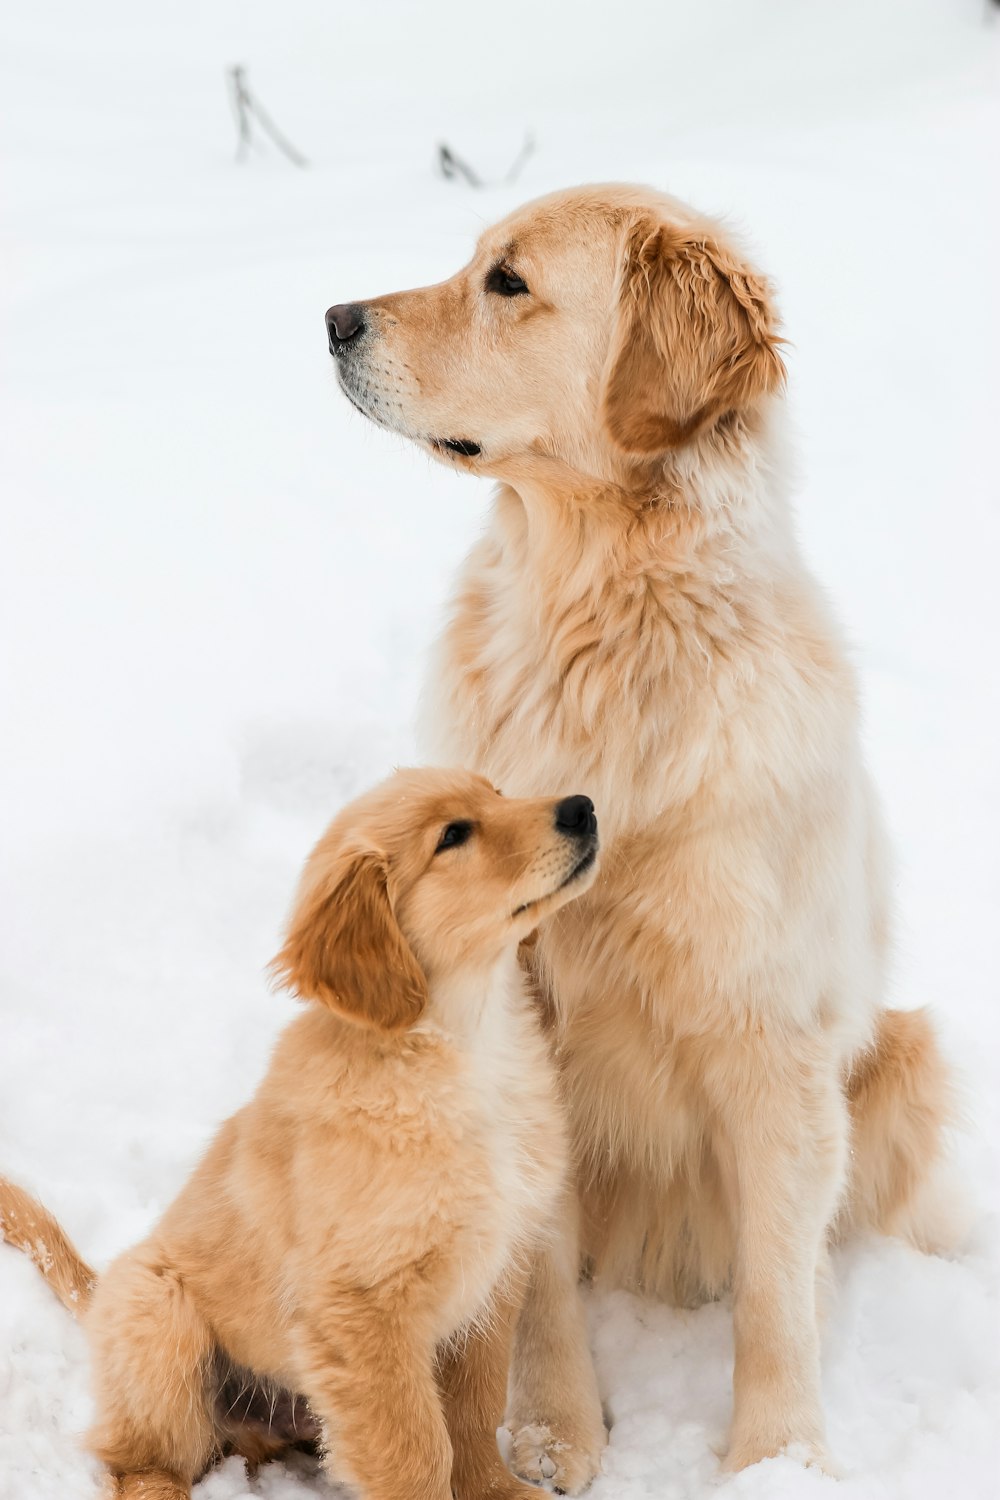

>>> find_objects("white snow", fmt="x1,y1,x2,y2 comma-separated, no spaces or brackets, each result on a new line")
1,1,998,1497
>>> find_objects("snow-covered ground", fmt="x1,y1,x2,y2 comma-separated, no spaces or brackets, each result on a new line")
1,2,998,1496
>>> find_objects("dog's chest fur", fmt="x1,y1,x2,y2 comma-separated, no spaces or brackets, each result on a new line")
422,481,856,845
420,480,881,1131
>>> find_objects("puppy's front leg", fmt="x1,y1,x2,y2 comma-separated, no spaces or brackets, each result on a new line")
437,1275,541,1500
507,1188,607,1495
298,1299,452,1500
708,1036,848,1471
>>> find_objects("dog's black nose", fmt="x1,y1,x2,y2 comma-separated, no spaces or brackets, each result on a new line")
554,795,597,838
325,303,365,353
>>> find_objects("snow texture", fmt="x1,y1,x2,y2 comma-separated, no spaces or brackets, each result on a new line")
1,2,998,1497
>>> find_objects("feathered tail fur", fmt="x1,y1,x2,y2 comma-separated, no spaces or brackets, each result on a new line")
0,1175,96,1316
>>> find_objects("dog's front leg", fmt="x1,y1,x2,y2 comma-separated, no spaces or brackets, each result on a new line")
708,1034,848,1471
507,1186,607,1495
297,1301,453,1500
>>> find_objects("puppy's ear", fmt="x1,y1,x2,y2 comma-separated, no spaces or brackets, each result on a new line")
271,847,427,1033
599,215,785,454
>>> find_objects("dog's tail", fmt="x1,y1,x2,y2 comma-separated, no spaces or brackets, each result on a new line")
843,1007,968,1253
0,1175,97,1317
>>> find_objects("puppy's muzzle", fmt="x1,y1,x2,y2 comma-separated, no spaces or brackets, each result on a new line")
325,303,366,356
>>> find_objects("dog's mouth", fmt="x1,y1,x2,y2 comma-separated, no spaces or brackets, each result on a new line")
512,840,599,917
559,843,598,890
341,386,375,421
431,437,482,458
338,378,480,460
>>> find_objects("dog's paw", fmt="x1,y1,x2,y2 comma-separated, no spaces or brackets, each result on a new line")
721,1434,829,1474
509,1422,604,1494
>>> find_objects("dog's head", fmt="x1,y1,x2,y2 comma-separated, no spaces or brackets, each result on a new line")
271,767,598,1033
325,184,784,483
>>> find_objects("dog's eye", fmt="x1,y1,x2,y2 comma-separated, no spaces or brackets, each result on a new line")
485,264,529,297
435,820,473,853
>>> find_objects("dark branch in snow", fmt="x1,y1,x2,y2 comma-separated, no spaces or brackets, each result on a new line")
227,66,308,168
437,134,535,189
437,143,482,188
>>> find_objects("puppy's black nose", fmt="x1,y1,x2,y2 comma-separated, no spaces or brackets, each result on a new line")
325,303,365,353
554,795,597,839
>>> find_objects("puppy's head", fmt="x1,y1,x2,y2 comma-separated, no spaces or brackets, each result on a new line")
325,183,783,482
272,768,598,1033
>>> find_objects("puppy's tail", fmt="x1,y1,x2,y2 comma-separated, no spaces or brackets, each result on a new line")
0,1175,97,1317
843,1007,968,1254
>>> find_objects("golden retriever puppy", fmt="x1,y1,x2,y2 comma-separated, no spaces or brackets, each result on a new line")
0,767,600,1500
324,185,957,1484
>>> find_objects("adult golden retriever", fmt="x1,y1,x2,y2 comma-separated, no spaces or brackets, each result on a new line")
0,769,600,1500
324,184,956,1485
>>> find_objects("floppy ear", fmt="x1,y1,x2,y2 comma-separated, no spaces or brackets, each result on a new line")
599,215,785,454
271,847,427,1033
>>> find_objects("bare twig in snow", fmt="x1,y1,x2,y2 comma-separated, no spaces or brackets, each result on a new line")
438,143,482,188
437,134,535,189
504,134,536,183
227,66,308,168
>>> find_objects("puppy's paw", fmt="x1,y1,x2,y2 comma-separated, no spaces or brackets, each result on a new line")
509,1421,604,1495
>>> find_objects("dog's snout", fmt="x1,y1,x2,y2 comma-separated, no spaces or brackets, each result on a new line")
325,303,366,354
554,795,597,839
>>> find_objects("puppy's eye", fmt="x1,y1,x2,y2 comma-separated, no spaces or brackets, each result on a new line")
485,264,529,297
435,820,473,853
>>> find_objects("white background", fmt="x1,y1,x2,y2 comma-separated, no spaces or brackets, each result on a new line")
1,2,998,1496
